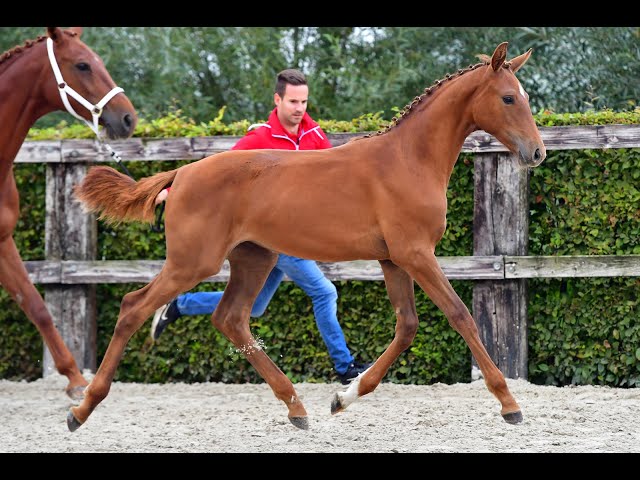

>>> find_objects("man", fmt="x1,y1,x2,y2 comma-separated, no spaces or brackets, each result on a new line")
151,69,370,385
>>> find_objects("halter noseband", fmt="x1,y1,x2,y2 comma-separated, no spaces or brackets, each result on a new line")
46,37,124,137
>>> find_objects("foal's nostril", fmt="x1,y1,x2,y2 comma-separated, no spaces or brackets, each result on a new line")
534,148,541,161
123,113,133,129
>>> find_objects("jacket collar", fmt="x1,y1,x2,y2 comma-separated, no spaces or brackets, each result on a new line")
267,108,318,140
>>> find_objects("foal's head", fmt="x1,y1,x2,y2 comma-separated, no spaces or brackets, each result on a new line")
45,27,137,139
472,42,546,167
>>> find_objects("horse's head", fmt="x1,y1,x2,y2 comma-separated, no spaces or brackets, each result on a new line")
46,27,137,139
471,42,546,167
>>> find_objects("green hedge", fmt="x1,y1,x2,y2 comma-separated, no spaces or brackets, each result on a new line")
2,109,640,387
528,145,640,387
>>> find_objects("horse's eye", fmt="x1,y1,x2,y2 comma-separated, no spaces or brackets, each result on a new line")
76,62,91,72
502,96,514,105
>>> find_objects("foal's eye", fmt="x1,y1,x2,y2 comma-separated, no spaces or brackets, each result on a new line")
75,62,91,72
502,96,514,105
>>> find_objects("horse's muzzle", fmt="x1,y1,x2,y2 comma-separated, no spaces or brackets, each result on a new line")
519,144,546,167
101,110,137,140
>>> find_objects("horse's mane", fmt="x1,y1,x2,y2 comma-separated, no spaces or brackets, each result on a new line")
359,53,512,140
0,30,79,68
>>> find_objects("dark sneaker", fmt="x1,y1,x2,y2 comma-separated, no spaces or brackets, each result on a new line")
150,298,181,341
337,360,372,385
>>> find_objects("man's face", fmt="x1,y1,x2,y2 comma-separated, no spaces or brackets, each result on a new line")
274,84,308,129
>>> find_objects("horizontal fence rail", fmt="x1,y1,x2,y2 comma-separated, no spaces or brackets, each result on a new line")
12,123,640,381
22,256,504,284
16,125,640,165
23,255,640,285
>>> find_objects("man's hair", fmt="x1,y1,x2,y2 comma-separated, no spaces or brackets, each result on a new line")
275,69,307,98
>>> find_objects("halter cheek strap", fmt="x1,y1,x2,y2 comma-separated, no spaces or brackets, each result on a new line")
47,37,124,137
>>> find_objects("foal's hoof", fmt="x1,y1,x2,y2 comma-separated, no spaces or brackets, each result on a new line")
67,410,84,432
502,410,523,424
288,416,309,430
330,393,344,415
65,385,87,401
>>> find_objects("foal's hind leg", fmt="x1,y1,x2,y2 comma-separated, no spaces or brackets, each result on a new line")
67,260,212,431
332,260,418,414
211,242,309,430
402,252,522,424
0,177,87,399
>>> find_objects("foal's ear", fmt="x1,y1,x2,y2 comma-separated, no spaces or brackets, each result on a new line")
47,27,63,42
509,48,533,73
490,42,508,71
68,27,84,37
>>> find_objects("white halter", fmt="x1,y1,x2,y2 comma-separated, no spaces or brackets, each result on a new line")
46,37,124,137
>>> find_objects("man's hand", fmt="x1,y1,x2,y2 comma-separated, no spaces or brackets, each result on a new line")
155,188,169,205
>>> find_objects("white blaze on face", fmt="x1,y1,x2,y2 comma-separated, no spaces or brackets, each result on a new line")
518,79,528,101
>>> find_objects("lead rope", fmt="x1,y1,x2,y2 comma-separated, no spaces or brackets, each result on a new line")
101,142,134,179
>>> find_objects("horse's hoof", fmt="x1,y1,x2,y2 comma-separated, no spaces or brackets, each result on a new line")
502,410,523,424
330,393,344,415
289,416,309,430
65,385,87,401
67,410,84,432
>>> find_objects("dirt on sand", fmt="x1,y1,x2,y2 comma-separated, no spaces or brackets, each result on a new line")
1,372,639,452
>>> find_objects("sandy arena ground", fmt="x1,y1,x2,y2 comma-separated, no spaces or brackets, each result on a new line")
1,372,639,453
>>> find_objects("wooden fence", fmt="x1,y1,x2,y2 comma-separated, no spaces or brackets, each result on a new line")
15,124,640,380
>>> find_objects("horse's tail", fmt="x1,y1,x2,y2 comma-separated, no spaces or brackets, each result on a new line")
74,166,178,224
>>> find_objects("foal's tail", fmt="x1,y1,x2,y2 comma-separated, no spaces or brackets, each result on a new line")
74,166,178,224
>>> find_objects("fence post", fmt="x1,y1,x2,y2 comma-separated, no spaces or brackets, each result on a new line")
472,152,529,379
43,162,97,376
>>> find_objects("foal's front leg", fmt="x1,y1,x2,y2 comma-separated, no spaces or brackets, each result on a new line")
332,260,418,414
402,251,522,423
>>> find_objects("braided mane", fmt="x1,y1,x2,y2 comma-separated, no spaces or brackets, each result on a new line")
0,30,79,67
362,56,511,139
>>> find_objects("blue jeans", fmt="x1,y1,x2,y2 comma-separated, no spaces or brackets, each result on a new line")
175,253,355,374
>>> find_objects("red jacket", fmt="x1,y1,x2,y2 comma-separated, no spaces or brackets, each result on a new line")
163,109,330,195
232,108,332,151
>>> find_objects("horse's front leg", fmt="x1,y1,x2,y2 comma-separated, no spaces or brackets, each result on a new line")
0,176,87,399
402,250,522,424
0,237,88,399
332,260,418,414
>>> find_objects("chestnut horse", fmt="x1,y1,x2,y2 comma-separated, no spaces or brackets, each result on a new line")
73,42,545,431
0,27,137,399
